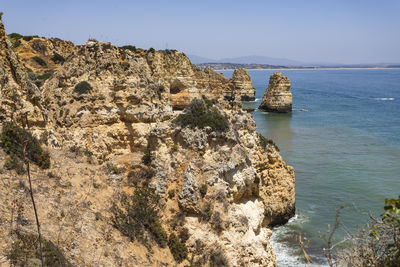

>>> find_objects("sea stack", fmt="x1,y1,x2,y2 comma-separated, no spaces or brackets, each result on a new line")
259,72,292,113
229,68,256,101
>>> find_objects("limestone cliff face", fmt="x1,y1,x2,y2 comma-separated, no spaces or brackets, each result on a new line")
13,36,77,74
230,68,256,101
0,17,295,267
41,41,245,161
148,102,294,266
259,72,292,113
0,18,44,126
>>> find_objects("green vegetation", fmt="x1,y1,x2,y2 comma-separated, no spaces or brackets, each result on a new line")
127,165,154,187
209,249,229,267
32,56,47,67
119,45,137,52
8,231,71,267
27,70,53,88
202,95,215,108
73,81,92,95
148,47,155,53
36,72,53,81
8,33,23,40
162,49,177,55
142,147,152,165
199,184,208,198
173,98,229,132
258,133,280,152
22,35,38,41
51,53,65,64
314,197,400,267
168,189,175,199
8,33,23,48
4,154,25,174
0,124,50,170
111,187,168,248
107,164,125,175
168,233,188,263
200,202,213,221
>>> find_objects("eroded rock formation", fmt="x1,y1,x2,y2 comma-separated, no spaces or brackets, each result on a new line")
0,18,44,126
13,36,77,74
259,71,292,113
0,16,295,267
229,68,256,101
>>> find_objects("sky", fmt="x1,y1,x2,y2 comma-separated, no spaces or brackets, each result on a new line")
1,0,400,64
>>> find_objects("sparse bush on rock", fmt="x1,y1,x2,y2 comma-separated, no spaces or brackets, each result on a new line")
111,187,168,248
173,98,229,132
142,147,152,165
32,56,47,67
258,133,279,151
8,231,72,267
168,233,188,263
119,45,137,52
73,81,92,95
0,124,50,170
51,52,65,64
199,184,208,198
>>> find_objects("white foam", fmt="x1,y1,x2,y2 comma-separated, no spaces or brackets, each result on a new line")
271,215,329,267
374,97,395,101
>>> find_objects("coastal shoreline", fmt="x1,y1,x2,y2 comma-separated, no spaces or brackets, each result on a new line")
214,67,400,71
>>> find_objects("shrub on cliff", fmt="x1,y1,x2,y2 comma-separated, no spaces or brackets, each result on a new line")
173,98,229,132
258,133,280,152
0,124,50,169
111,187,168,248
22,35,38,41
8,33,22,47
51,53,65,64
168,233,188,263
32,56,47,67
318,197,400,267
74,81,92,95
119,45,137,52
8,33,23,40
8,231,72,267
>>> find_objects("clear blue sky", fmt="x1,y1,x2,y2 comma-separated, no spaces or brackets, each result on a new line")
2,0,400,64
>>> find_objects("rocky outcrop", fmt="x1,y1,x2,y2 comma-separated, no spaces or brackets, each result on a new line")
146,100,294,266
40,41,247,161
0,18,45,126
0,16,295,267
229,68,255,101
259,72,292,113
13,36,77,74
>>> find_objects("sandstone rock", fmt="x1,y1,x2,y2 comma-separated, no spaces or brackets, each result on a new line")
259,71,292,113
13,36,77,74
0,17,44,127
229,68,256,101
0,17,295,266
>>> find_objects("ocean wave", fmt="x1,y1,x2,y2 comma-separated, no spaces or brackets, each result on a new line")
271,215,328,267
374,97,395,101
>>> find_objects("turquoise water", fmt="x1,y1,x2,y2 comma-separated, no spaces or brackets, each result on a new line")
222,69,400,265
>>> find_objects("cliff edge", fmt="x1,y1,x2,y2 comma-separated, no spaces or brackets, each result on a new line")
0,16,295,267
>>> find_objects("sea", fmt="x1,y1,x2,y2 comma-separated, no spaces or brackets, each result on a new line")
221,69,400,266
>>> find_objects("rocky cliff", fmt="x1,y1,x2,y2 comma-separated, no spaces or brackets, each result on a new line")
0,16,295,267
259,72,292,113
0,18,45,127
12,36,76,74
229,68,256,101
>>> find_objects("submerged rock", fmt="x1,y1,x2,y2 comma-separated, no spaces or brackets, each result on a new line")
259,72,292,113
